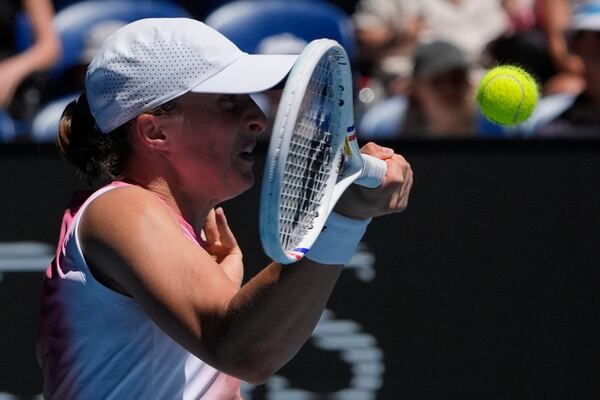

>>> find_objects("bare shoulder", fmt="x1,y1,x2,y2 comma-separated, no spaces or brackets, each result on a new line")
77,185,238,347
78,185,189,279
81,185,177,238
85,184,162,215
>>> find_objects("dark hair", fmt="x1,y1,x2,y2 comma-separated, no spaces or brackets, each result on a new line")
57,92,178,183
486,31,556,85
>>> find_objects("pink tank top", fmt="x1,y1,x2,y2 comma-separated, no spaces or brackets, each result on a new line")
37,181,241,400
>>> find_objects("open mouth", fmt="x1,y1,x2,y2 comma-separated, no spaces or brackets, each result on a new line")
239,142,256,161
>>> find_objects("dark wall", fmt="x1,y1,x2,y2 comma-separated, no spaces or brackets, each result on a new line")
1,140,599,399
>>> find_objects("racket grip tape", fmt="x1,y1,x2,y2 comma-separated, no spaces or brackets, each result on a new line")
355,155,387,188
305,212,371,265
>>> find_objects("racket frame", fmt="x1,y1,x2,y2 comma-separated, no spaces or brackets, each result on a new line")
260,39,386,264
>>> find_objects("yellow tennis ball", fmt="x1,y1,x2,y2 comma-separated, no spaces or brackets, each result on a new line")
476,65,539,126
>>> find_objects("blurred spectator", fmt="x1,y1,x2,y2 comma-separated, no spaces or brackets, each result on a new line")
477,29,560,137
31,20,125,142
0,0,60,124
28,0,189,142
402,41,477,138
502,0,537,32
483,30,557,93
535,4,600,137
360,41,477,139
482,0,587,99
47,19,125,98
353,0,509,85
534,0,588,95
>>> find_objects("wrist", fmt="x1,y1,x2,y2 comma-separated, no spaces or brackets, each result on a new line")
305,212,371,265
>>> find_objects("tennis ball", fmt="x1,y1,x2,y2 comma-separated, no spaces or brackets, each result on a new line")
476,65,539,126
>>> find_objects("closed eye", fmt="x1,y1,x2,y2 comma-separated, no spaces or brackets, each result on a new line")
218,95,240,112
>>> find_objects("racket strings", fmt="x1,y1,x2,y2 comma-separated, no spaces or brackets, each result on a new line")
279,55,343,251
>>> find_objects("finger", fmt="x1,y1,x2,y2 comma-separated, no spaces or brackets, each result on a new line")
388,174,410,210
361,142,395,160
398,167,414,210
388,187,402,210
392,154,410,180
215,207,239,249
382,155,407,193
203,208,220,244
387,157,412,209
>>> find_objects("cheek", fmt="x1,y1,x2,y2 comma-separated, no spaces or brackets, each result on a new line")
180,118,226,152
169,130,222,172
177,112,241,162
190,138,233,168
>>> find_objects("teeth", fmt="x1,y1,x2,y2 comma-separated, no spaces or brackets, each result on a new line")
243,143,255,154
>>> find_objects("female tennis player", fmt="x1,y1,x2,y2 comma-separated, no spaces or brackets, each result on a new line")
37,18,413,399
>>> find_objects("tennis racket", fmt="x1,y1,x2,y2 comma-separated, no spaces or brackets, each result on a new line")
259,39,387,265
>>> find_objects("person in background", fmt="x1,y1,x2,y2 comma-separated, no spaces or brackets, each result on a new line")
29,20,126,143
535,5,600,137
534,0,587,95
482,29,557,95
401,41,476,138
0,0,60,122
359,40,476,139
502,0,537,33
352,0,509,91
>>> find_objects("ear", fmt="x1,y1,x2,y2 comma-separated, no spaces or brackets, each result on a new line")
131,114,168,152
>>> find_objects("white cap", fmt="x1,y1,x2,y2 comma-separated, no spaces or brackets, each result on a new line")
86,18,298,133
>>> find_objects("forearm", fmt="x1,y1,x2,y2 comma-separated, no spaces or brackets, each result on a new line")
215,260,342,382
198,145,409,381
5,41,58,79
19,0,60,74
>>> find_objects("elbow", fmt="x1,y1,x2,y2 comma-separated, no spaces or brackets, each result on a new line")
227,354,283,385
33,30,61,69
212,343,286,384
46,32,62,66
237,366,275,385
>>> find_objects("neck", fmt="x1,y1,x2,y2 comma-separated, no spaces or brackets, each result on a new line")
121,167,218,233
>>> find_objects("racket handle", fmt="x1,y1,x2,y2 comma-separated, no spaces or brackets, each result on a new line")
355,154,387,188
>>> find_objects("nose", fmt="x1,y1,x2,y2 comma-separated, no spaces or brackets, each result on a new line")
244,96,267,135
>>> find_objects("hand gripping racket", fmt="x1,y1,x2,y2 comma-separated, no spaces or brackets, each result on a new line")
259,39,387,264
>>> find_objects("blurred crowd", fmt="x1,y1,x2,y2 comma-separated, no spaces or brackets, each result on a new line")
1,0,599,143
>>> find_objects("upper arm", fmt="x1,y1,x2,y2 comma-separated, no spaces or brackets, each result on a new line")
78,186,239,365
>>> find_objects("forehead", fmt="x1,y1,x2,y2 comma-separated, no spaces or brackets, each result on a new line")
177,92,222,106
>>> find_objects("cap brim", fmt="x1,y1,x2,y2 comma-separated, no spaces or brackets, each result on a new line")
190,54,298,94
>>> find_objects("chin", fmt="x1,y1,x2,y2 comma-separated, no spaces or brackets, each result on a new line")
240,174,255,193
222,174,255,201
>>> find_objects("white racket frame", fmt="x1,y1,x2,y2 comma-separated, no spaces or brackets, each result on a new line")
260,39,387,264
